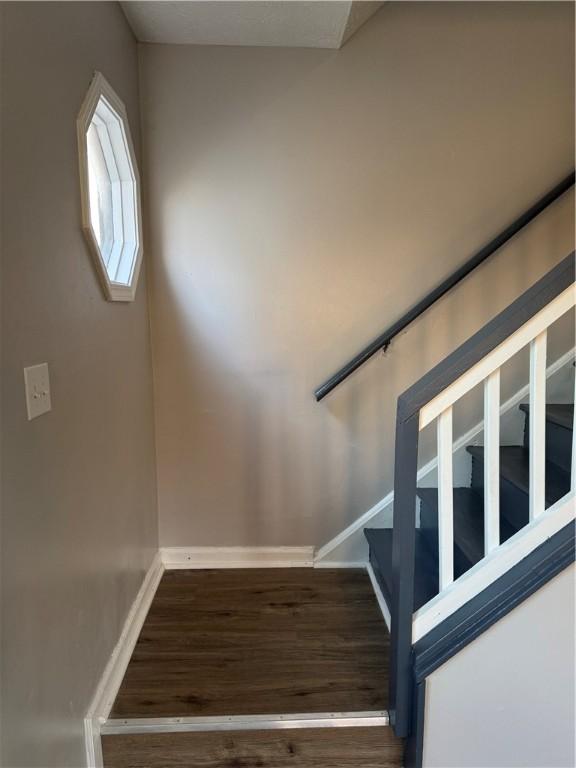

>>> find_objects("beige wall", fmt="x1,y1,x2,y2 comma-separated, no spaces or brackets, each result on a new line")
140,1,574,550
0,3,158,765
423,564,576,767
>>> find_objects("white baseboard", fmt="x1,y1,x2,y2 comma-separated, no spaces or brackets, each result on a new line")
314,347,575,566
84,551,164,767
366,563,391,632
314,560,367,569
161,546,315,569
314,491,395,565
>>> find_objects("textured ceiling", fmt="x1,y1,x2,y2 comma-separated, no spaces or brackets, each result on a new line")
121,1,384,49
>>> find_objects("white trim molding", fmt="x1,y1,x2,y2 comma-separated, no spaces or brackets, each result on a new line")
84,552,164,767
314,493,395,565
161,546,315,570
366,563,391,631
314,347,575,566
314,560,367,569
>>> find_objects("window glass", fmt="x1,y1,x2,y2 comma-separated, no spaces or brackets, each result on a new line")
86,121,114,262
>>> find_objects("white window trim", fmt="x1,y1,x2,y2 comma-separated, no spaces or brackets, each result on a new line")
77,72,143,302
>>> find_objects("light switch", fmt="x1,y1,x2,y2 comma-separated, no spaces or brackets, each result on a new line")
24,363,52,420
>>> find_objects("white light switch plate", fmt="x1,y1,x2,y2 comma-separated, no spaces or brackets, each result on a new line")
24,363,52,420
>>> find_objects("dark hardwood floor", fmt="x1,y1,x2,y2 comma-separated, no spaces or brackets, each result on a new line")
102,726,403,768
111,568,391,718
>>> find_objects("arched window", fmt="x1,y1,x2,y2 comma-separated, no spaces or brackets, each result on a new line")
77,72,143,301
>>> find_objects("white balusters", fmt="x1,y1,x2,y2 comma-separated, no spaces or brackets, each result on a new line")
414,289,575,634
483,370,501,554
419,286,574,430
437,407,454,590
529,332,547,520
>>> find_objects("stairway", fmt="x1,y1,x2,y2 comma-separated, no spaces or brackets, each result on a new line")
365,402,574,612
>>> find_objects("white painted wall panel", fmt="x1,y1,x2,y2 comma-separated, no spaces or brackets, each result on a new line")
423,565,576,768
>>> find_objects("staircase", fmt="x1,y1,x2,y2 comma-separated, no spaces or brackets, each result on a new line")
365,401,574,613
358,250,575,763
312,179,575,766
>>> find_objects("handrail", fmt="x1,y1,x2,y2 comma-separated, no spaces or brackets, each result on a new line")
314,171,575,401
396,253,575,422
389,251,575,738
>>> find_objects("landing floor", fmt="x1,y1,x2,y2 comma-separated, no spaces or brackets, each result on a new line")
111,568,391,718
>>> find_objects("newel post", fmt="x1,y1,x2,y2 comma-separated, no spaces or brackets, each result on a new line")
389,402,420,738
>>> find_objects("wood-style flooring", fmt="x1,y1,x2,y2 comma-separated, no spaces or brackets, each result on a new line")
102,727,403,768
111,568,391,718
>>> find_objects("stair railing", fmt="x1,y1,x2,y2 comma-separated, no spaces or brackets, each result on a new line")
314,172,574,402
389,253,575,737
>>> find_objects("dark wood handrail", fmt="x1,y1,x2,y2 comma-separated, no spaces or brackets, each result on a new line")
314,171,575,401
